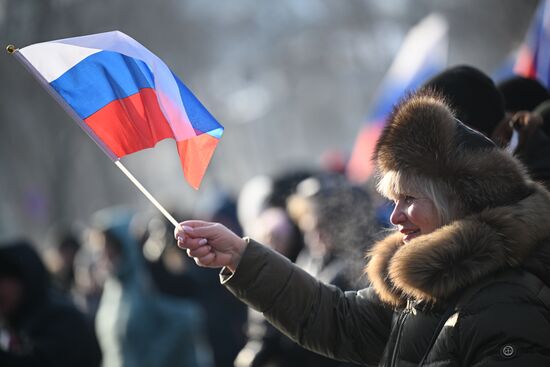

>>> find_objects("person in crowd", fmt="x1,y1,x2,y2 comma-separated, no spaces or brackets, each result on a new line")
92,207,212,367
424,65,550,192
491,110,550,190
534,99,550,138
195,195,249,367
492,76,550,189
237,171,313,263
234,206,305,367
497,75,550,114
236,173,373,367
136,211,200,299
134,206,246,367
288,173,375,290
235,171,311,367
45,230,81,294
0,240,101,367
71,231,106,317
422,65,506,138
176,89,550,366
319,149,349,175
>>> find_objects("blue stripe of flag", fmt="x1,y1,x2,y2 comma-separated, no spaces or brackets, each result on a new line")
50,50,155,119
536,3,550,87
524,0,550,88
173,72,224,138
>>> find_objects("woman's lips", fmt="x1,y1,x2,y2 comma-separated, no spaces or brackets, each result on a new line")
401,228,420,242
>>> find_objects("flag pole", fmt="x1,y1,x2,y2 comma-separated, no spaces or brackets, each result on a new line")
7,44,180,229
114,161,180,228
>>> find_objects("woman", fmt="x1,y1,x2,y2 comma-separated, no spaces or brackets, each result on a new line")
175,90,550,366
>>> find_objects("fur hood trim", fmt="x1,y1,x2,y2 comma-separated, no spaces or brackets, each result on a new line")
365,184,550,307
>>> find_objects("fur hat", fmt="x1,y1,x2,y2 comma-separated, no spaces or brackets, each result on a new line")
374,90,533,216
421,65,504,137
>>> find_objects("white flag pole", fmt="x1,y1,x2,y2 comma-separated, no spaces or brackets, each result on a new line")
114,161,180,227
7,44,180,229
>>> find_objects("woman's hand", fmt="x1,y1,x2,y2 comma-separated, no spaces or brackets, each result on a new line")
174,220,247,272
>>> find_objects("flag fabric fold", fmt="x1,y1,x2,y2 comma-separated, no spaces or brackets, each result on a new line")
19,31,223,189
515,0,550,89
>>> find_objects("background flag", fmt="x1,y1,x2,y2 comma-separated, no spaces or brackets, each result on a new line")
18,31,223,189
346,14,448,183
515,0,550,88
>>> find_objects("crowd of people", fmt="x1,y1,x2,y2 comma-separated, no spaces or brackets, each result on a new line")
2,65,550,366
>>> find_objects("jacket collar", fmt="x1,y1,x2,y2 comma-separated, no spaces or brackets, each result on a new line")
366,183,550,307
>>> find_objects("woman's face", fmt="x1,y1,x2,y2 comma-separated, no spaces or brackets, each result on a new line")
390,194,440,242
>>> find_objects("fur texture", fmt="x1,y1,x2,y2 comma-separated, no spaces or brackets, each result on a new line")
366,182,550,308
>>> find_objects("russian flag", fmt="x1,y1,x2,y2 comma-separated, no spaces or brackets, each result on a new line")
18,31,223,189
346,14,448,183
515,0,550,88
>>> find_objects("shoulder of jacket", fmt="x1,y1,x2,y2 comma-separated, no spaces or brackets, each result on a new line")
456,269,550,313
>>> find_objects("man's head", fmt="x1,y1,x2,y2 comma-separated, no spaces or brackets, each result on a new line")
497,76,550,113
0,241,49,322
421,65,505,137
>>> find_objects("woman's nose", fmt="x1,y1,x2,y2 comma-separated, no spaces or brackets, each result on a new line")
390,202,406,226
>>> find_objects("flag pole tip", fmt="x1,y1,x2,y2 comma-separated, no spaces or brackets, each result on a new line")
6,44,17,54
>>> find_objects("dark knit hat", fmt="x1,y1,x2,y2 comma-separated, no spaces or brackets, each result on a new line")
421,65,505,137
497,76,550,113
374,90,532,216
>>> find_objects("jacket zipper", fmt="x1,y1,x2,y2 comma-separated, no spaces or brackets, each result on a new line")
389,300,413,367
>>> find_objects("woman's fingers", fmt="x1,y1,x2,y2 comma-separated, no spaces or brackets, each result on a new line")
187,244,211,258
193,252,215,267
184,223,222,238
177,236,208,250
174,225,195,240
174,220,219,240
174,226,186,241
174,220,244,269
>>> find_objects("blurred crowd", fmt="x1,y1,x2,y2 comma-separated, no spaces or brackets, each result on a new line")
1,66,550,367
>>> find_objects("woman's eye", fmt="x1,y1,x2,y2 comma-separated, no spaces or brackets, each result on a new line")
404,196,415,204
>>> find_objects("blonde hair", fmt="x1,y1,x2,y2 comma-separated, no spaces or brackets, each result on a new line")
376,170,459,225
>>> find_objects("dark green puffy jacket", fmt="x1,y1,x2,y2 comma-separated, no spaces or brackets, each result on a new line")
221,185,550,366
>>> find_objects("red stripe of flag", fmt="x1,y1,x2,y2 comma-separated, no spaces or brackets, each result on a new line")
176,134,220,190
84,88,174,157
